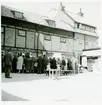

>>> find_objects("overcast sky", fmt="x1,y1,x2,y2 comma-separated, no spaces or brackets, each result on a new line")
1,2,100,26
1,1,101,46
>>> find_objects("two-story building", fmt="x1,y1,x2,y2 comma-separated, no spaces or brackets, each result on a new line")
1,3,99,64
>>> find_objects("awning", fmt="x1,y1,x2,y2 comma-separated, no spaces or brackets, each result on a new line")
82,48,101,57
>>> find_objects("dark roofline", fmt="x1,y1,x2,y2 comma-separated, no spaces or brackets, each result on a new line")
83,47,101,51
1,16,74,36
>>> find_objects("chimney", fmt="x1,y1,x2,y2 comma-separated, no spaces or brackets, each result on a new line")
59,2,65,11
78,8,84,17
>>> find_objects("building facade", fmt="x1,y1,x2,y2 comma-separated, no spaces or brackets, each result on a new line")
1,4,99,63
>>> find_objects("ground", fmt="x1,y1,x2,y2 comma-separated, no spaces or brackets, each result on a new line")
1,71,102,105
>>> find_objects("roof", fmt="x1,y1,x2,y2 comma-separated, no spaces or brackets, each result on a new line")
65,10,96,27
1,5,49,26
55,20,74,32
1,5,75,32
45,7,96,27
1,5,97,35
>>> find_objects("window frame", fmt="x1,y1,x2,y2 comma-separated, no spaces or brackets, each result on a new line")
13,11,23,19
18,30,26,37
44,34,51,41
60,37,66,43
77,23,80,28
1,27,4,33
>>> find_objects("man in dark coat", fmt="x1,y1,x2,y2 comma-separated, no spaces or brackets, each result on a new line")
42,55,48,73
37,56,43,74
12,54,17,73
51,57,57,69
4,50,12,78
24,52,31,73
67,58,73,70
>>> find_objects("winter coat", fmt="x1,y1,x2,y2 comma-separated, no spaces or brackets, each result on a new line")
37,57,43,71
17,56,23,70
25,57,31,71
67,60,73,70
50,59,57,69
30,58,36,70
4,52,12,66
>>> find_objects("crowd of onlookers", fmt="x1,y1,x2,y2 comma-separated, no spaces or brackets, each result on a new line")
2,50,79,78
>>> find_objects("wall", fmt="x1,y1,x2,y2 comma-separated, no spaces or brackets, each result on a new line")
74,33,84,51
85,35,98,49
1,24,98,61
51,35,60,51
54,10,75,27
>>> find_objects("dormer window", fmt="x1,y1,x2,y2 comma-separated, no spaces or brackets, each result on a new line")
46,19,56,27
12,10,23,19
75,23,80,28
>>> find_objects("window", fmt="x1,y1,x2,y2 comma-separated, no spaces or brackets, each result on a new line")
82,25,86,30
44,34,51,41
16,29,26,48
18,30,26,36
1,27,4,46
93,28,95,32
46,20,56,27
77,23,80,28
60,37,66,43
14,11,23,19
1,27,4,33
89,27,91,31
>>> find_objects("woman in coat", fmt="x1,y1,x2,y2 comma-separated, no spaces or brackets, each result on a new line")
17,53,23,73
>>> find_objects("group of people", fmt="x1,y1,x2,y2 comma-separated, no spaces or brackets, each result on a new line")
2,50,78,78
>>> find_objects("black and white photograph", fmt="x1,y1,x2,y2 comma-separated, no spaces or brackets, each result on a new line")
0,0,102,105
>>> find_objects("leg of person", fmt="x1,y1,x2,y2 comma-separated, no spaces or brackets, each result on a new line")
5,66,8,78
6,66,9,78
55,69,57,79
19,69,20,73
8,65,12,78
49,69,50,79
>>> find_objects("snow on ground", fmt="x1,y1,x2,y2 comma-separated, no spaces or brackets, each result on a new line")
1,71,101,104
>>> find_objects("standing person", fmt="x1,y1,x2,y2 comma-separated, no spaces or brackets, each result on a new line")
34,58,38,73
61,57,66,70
43,55,48,73
67,58,73,70
50,57,57,79
24,52,31,73
30,57,35,73
12,54,17,73
17,53,23,73
37,56,43,74
4,50,12,78
2,51,5,73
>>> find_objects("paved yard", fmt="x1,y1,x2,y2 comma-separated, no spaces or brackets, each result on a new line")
1,71,101,105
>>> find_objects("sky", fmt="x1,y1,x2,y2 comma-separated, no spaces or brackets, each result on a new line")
1,1,101,46
1,2,101,27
